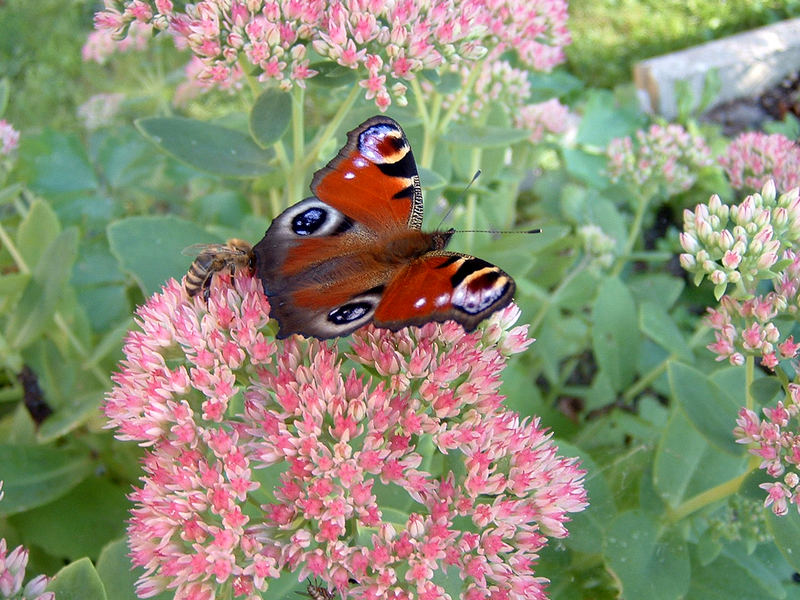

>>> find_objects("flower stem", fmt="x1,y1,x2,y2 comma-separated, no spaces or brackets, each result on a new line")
612,193,651,277
745,354,755,411
0,222,108,387
300,84,362,174
529,256,590,333
666,456,760,523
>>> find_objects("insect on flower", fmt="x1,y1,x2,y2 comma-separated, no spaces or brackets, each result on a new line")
182,238,254,301
297,578,336,600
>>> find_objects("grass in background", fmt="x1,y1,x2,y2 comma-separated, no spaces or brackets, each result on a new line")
567,0,800,88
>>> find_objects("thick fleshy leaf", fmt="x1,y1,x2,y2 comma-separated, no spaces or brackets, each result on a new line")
19,131,99,194
37,390,105,443
10,476,129,560
442,124,529,147
640,302,692,360
136,117,275,177
767,509,800,571
668,361,743,454
47,558,107,600
97,538,173,600
107,215,220,296
591,277,639,391
308,60,357,87
16,198,61,268
653,406,748,507
687,547,787,599
5,227,78,349
250,88,292,147
0,444,91,515
605,511,689,600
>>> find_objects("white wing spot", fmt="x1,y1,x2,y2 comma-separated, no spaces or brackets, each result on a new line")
344,171,355,179
414,297,426,309
353,157,368,168
435,293,450,307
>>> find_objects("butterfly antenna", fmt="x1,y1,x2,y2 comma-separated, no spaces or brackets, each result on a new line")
436,170,483,231
455,228,543,235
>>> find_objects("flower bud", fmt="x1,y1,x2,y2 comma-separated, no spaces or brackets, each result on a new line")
722,250,741,269
679,253,696,270
786,472,800,488
773,207,789,228
679,232,699,253
757,252,778,270
710,270,727,285
708,193,723,214
762,179,776,203
719,229,734,251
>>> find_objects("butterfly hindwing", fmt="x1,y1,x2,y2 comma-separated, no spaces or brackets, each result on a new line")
311,116,423,232
373,252,516,332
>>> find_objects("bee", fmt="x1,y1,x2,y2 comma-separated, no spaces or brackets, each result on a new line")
182,238,254,301
297,579,336,600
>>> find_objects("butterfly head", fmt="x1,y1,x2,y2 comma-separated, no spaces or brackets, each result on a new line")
431,228,456,250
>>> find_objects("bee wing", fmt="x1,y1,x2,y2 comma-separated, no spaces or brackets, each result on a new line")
181,243,229,257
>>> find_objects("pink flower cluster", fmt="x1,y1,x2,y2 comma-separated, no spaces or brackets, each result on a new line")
734,386,800,516
607,123,712,197
0,484,53,600
680,183,800,368
92,0,570,109
105,272,586,599
680,182,800,298
82,19,152,65
719,132,800,194
0,121,20,156
515,99,570,143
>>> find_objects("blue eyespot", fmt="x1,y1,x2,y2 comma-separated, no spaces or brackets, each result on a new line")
292,208,327,235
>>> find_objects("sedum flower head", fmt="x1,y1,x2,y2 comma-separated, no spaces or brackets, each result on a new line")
105,273,586,599
719,132,800,194
680,182,800,299
92,0,570,110
0,483,54,600
0,121,20,157
607,123,712,198
734,385,800,516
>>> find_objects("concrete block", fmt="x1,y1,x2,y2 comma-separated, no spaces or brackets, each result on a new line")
634,18,800,119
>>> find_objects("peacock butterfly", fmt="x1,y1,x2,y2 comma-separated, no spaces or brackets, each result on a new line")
252,116,516,339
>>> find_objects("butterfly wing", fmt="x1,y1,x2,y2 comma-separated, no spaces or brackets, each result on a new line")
311,116,423,232
254,116,425,338
373,252,516,332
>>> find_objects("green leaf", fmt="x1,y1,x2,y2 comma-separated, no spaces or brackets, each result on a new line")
0,444,91,515
0,77,8,115
668,361,743,454
5,227,78,350
558,441,615,554
10,476,129,560
767,509,800,571
0,272,29,312
591,277,639,391
562,147,610,187
749,376,782,406
47,557,107,600
640,302,692,360
97,538,172,600
37,390,105,443
250,88,292,147
136,117,275,177
442,125,529,148
308,60,357,87
19,131,99,194
16,198,61,269
576,89,643,146
605,511,689,600
628,273,684,309
653,406,748,507
107,215,220,296
687,549,787,600
418,166,447,191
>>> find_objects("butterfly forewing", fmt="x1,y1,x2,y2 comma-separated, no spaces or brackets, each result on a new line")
311,116,423,231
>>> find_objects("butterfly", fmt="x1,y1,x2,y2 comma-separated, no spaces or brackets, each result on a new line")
252,116,515,340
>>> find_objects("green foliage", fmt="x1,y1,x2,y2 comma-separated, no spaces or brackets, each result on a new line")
2,2,800,599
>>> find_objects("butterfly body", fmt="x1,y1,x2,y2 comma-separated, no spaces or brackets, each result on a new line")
253,116,515,339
